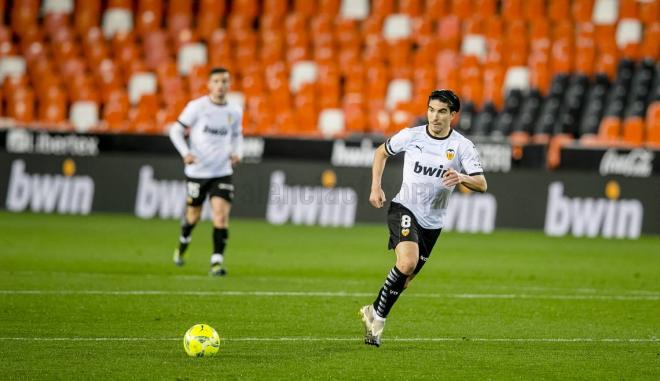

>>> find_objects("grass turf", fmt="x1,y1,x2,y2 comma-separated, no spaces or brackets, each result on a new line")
0,211,658,380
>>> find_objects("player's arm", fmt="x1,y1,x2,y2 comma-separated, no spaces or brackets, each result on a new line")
169,121,197,164
442,171,487,192
369,144,389,208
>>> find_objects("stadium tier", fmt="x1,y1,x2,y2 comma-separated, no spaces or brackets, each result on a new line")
0,0,658,145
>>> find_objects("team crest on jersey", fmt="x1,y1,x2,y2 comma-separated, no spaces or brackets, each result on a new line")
401,228,410,237
445,149,456,160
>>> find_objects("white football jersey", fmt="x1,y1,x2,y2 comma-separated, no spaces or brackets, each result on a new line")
176,96,243,178
385,125,483,229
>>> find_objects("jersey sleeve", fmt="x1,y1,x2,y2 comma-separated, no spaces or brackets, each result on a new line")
384,128,413,156
459,141,484,176
177,100,199,128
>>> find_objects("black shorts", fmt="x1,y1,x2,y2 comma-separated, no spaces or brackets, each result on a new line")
185,175,234,206
387,202,442,274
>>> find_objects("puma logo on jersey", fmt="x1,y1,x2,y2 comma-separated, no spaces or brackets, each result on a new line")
414,161,449,178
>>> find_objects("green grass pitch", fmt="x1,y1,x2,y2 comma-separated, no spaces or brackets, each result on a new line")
0,211,658,380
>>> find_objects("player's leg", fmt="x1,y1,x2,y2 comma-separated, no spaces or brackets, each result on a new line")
173,179,206,266
363,203,420,347
404,228,441,289
208,178,233,276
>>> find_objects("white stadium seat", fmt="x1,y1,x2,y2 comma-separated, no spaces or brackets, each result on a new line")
592,0,618,25
616,19,642,49
70,101,99,132
290,61,318,93
461,34,487,61
102,8,133,39
43,0,74,14
0,56,26,83
503,66,530,93
177,43,208,76
383,14,412,41
128,72,157,105
318,109,345,137
385,79,413,110
340,0,370,20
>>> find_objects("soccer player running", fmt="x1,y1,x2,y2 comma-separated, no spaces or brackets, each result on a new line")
169,67,243,276
360,89,487,346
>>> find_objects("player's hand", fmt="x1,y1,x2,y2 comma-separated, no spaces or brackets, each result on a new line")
369,188,386,208
230,154,241,166
442,169,461,187
183,154,197,164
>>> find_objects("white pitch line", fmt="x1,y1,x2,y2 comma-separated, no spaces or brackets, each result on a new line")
0,290,658,301
0,337,656,343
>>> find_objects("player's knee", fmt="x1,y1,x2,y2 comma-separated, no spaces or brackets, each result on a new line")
212,214,228,228
396,257,417,275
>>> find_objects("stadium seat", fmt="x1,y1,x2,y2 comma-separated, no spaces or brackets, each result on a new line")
622,117,645,146
177,43,207,76
128,72,157,105
385,79,413,110
0,56,26,82
340,0,369,19
70,101,99,132
462,34,487,61
598,116,622,142
290,61,317,93
503,66,530,93
638,0,659,25
318,108,345,137
102,8,133,38
646,102,660,146
616,19,642,59
383,14,412,41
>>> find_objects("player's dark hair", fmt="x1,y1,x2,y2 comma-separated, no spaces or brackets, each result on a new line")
209,67,229,77
428,89,460,113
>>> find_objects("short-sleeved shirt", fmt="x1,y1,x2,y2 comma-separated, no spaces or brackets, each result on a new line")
177,96,243,178
385,124,483,229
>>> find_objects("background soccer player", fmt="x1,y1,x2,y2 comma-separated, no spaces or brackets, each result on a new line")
360,89,487,346
168,67,243,276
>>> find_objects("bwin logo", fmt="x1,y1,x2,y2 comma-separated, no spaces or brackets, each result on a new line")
135,166,212,220
6,159,94,214
544,181,643,239
413,161,449,178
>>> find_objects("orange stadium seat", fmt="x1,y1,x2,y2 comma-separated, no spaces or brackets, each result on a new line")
400,0,422,17
234,0,259,17
572,0,594,23
622,117,645,146
502,0,524,21
638,0,659,25
293,0,315,17
473,0,497,18
437,15,461,51
263,0,288,17
319,0,340,16
371,0,395,18
646,102,660,146
38,86,67,124
452,0,474,19
8,88,35,123
640,23,660,60
524,0,546,21
548,0,570,21
598,116,622,143
136,0,162,36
